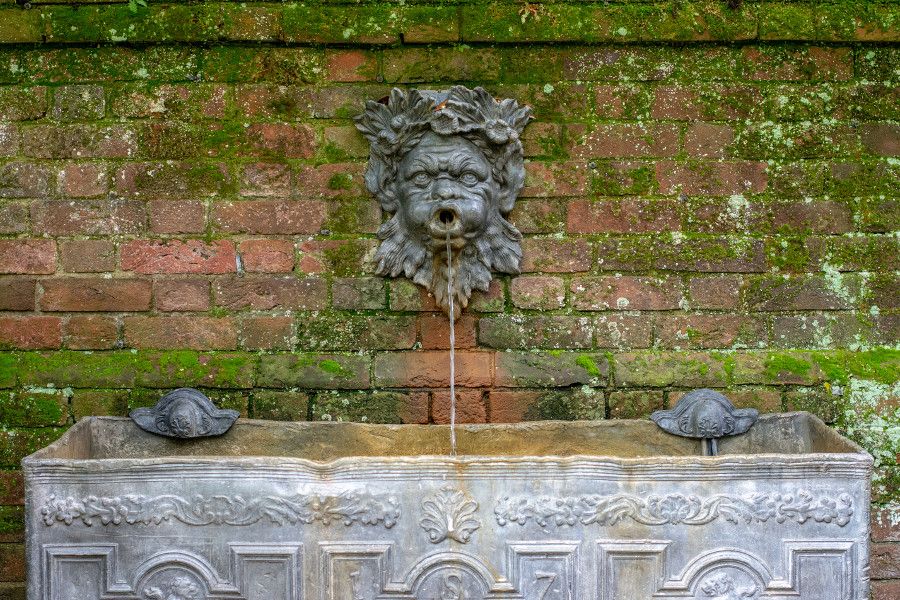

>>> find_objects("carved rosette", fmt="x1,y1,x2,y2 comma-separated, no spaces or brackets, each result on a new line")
40,490,401,529
419,486,482,543
494,491,853,528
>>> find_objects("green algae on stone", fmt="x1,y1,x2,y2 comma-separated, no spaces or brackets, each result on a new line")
312,390,403,424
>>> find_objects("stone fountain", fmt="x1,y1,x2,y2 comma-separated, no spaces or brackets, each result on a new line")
23,88,872,600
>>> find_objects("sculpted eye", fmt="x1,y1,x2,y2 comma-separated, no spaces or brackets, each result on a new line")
460,172,479,186
412,172,431,186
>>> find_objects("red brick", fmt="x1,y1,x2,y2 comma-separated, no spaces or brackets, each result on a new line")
213,200,327,234
390,281,440,312
0,316,61,349
772,201,853,234
872,580,900,600
111,83,227,120
0,471,23,505
0,542,25,581
0,124,18,157
238,239,294,273
656,315,765,349
479,315,593,349
114,161,229,200
508,199,566,234
521,238,592,273
651,85,762,121
521,161,588,198
398,391,430,424
31,199,145,236
595,314,653,348
22,124,136,159
58,163,108,197
124,316,237,350
684,123,734,158
747,275,857,311
0,162,50,198
52,85,105,121
121,240,236,274
592,85,651,119
0,201,28,234
374,351,493,387
419,314,477,350
571,123,679,158
325,50,377,82
571,276,683,311
566,198,680,234
861,123,900,156
688,276,743,309
297,239,376,275
488,390,541,422
63,315,118,350
681,198,768,233
873,509,900,542
293,163,367,198
0,278,35,311
153,279,210,312
510,276,565,310
0,86,48,121
332,277,386,310
608,390,665,419
240,316,294,350
432,388,487,424
40,278,152,312
244,123,316,159
59,240,116,273
323,125,369,159
656,160,768,196
149,199,206,234
239,163,291,198
742,46,852,81
213,276,328,310
653,238,767,273
0,240,55,274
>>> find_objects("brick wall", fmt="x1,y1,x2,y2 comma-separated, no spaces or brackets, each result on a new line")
0,0,898,595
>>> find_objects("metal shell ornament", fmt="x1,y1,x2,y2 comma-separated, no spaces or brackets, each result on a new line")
650,389,758,455
130,387,239,439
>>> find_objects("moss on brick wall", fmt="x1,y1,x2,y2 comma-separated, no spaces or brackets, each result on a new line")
0,0,898,590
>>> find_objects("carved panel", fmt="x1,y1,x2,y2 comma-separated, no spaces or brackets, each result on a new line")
320,541,578,599
496,491,854,528
596,540,857,600
41,543,303,600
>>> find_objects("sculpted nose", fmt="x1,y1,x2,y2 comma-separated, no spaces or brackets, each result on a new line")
432,183,456,201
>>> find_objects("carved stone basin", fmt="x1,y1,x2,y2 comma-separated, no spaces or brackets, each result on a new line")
24,413,870,599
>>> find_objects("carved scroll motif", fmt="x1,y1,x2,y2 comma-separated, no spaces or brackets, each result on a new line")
495,491,853,528
40,490,400,528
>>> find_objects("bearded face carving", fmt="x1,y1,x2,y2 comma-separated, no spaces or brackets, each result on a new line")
355,87,532,319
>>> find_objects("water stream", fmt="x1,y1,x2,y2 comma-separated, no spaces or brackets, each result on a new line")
446,232,457,456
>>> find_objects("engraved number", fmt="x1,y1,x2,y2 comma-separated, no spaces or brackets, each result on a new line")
534,571,556,599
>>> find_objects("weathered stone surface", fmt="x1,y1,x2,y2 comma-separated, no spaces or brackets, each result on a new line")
22,415,871,599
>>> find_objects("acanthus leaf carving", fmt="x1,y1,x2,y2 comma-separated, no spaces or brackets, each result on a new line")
40,490,401,529
494,491,853,528
419,486,482,544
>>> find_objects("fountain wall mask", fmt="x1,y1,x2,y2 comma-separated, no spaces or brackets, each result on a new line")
355,87,532,318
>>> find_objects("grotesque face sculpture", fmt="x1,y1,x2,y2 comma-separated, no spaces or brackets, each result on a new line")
355,87,531,318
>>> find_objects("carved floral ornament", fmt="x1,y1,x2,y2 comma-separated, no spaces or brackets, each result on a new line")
355,87,532,318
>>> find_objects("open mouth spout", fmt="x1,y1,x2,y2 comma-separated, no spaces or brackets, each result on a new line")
428,206,466,248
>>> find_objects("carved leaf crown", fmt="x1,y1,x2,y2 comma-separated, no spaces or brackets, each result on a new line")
354,86,532,214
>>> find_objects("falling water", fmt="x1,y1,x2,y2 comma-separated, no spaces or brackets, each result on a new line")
446,232,457,456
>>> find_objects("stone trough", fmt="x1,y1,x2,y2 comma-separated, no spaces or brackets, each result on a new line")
24,411,870,599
